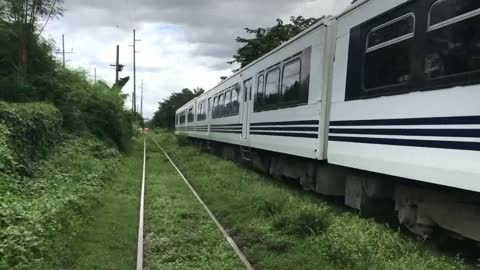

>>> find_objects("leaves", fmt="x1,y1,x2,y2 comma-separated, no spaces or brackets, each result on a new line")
0,136,119,269
230,16,321,68
151,88,204,129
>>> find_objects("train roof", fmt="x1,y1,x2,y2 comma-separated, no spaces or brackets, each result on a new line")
176,1,370,113
204,16,333,94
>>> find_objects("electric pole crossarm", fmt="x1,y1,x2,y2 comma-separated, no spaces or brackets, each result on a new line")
55,34,74,68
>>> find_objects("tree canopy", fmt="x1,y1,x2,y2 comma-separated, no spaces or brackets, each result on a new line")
230,16,321,68
151,88,204,129
0,0,64,83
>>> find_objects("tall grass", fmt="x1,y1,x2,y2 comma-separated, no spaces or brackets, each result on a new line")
151,132,471,270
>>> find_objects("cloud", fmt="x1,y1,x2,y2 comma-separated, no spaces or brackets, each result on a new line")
44,0,351,118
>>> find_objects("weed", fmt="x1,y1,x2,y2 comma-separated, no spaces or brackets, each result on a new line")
151,131,471,270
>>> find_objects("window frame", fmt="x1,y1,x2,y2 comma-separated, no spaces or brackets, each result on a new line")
263,67,281,108
187,107,194,123
280,58,303,105
255,73,265,111
424,0,480,88
346,0,480,101
427,0,480,31
363,12,416,92
366,13,416,53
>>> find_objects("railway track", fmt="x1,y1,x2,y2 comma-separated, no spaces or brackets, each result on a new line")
136,136,147,270
135,136,254,269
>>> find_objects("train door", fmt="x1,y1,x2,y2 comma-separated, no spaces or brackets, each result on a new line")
241,78,253,140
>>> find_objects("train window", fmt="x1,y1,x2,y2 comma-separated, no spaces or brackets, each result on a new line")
197,101,207,121
365,13,415,90
264,68,280,106
225,90,232,115
212,97,218,118
179,111,186,124
232,84,239,114
219,93,225,117
281,59,301,103
208,98,211,119
255,74,265,111
425,0,480,79
187,107,194,123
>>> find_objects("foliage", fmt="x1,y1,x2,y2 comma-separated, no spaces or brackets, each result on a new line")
151,131,471,270
0,19,135,151
0,21,58,98
230,16,321,68
64,138,143,269
0,102,62,174
150,88,204,129
0,0,64,82
0,136,119,269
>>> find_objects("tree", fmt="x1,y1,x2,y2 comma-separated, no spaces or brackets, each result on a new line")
229,16,321,68
0,0,64,83
151,88,204,129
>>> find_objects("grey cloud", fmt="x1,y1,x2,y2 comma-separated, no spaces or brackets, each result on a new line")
59,0,336,59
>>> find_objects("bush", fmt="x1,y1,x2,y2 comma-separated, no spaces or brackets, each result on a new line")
0,102,62,174
0,136,120,269
25,69,136,151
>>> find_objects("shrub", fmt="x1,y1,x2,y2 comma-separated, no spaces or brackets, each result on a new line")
0,102,62,174
0,136,120,269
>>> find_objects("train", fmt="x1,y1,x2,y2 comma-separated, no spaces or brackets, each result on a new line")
175,0,480,242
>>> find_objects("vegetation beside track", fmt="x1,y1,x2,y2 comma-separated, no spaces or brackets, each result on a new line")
144,137,243,269
61,137,144,269
151,131,471,270
0,136,121,269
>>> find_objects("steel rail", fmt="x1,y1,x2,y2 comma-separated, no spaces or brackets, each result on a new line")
136,136,147,270
152,137,254,270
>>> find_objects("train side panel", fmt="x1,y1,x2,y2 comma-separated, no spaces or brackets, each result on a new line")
329,0,480,192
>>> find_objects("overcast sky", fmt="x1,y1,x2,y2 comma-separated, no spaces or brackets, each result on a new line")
44,0,352,119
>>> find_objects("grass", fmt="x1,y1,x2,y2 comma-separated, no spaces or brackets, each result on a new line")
62,137,144,270
150,131,473,270
143,137,243,269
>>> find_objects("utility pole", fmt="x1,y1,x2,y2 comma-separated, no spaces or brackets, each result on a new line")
62,34,65,67
140,80,144,128
110,45,124,84
140,80,144,118
55,34,74,68
94,68,97,83
129,29,141,112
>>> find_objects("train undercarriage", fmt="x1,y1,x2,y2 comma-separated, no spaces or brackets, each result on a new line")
189,138,480,244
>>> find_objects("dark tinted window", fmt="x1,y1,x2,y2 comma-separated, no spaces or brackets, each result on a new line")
197,101,207,121
225,90,232,115
256,74,265,109
187,107,194,122
429,0,480,27
265,68,280,106
213,97,218,118
281,59,301,102
179,111,186,124
367,15,414,49
365,14,415,89
232,84,240,114
425,0,480,79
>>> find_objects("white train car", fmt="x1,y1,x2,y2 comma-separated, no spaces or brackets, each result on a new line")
175,0,480,242
176,17,335,160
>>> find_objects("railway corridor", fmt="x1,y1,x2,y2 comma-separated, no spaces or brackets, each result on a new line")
142,136,244,269
144,131,476,270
